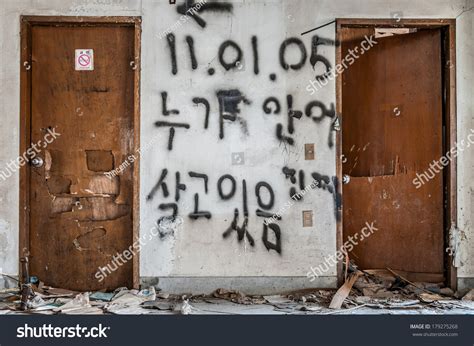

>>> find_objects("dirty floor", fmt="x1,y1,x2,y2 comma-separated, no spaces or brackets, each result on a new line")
2,268,474,315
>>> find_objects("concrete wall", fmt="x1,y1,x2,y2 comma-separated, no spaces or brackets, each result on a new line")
0,0,472,294
140,0,338,291
456,0,474,292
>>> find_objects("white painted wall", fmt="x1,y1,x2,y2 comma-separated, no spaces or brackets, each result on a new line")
141,0,337,281
0,0,472,293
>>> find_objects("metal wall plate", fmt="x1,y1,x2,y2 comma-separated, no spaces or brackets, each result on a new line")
302,210,313,227
304,143,315,160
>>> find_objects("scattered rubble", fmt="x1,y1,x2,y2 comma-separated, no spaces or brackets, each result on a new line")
1,269,473,315
462,288,474,301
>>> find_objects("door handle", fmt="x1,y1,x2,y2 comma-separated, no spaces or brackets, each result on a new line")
343,174,351,184
30,157,44,168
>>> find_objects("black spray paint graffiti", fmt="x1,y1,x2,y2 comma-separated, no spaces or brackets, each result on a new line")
147,168,169,200
255,182,274,210
156,92,191,151
155,121,190,151
148,170,285,254
161,92,179,115
219,40,243,71
222,179,255,246
165,34,334,77
263,97,281,115
148,169,212,222
189,193,212,220
305,100,336,148
216,89,251,139
217,174,236,200
262,223,281,254
219,178,282,254
147,168,339,252
189,171,209,193
185,36,198,70
166,34,178,75
280,38,307,70
192,97,210,129
156,91,335,149
175,172,187,202
311,172,341,222
157,203,178,239
155,17,340,252
310,36,337,81
281,166,341,221
251,36,259,74
263,95,335,148
177,0,233,28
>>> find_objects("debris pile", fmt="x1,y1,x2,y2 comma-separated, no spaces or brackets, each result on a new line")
0,270,473,315
323,263,474,313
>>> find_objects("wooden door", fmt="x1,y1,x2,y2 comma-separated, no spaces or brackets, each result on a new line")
21,18,140,291
341,27,444,279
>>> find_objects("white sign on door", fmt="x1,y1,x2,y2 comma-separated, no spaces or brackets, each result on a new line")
75,49,94,71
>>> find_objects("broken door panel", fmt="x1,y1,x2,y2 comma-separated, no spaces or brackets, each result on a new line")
341,27,444,277
28,24,136,291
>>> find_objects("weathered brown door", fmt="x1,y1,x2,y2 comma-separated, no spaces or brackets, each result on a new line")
341,27,444,279
22,18,139,291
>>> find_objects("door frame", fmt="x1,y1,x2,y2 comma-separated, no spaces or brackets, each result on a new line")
19,16,142,289
335,19,457,289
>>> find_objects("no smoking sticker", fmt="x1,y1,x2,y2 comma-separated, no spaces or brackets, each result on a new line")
75,49,94,71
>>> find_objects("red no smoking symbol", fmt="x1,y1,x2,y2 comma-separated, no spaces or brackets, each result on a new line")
78,54,90,67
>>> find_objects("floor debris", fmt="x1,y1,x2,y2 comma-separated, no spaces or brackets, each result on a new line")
0,272,473,315
104,287,156,314
329,272,362,309
90,291,115,302
462,288,474,301
179,300,193,315
212,288,263,305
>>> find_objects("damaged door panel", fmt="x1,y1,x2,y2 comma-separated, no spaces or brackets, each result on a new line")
341,27,444,278
22,19,140,291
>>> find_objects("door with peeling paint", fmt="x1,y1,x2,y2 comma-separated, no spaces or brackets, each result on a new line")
341,27,444,280
26,22,137,291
